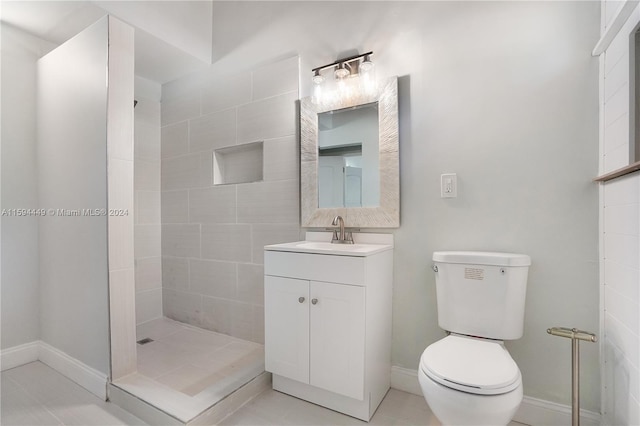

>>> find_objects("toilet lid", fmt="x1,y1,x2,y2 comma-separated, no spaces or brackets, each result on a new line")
420,335,521,395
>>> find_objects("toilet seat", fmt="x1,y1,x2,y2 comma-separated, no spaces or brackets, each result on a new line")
420,334,521,396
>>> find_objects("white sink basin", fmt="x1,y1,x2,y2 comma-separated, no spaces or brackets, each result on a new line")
264,240,392,257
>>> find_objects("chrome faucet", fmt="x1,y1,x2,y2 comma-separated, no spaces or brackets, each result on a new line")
331,215,354,244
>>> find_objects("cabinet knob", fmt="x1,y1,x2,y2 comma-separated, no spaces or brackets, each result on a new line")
311,298,318,305
298,297,305,303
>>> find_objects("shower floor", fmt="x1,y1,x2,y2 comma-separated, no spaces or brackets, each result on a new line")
112,317,264,423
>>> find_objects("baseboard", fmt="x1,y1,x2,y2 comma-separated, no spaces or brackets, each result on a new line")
390,366,601,426
1,341,40,371
1,341,108,400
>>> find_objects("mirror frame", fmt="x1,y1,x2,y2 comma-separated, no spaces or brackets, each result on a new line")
301,76,399,228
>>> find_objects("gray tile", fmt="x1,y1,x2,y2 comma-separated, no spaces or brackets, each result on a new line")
161,92,200,126
135,256,162,292
263,136,298,182
161,152,212,190
201,72,252,114
214,142,264,185
136,190,160,224
135,224,161,258
252,305,265,344
163,288,203,326
189,186,236,223
135,158,160,191
161,121,188,158
134,98,161,126
189,258,237,299
0,375,62,425
201,224,251,262
201,297,253,341
237,180,299,224
161,190,189,223
237,263,264,305
162,224,200,258
136,288,163,325
2,362,145,426
252,56,299,101
162,256,189,290
189,108,236,152
237,91,297,143
251,223,301,264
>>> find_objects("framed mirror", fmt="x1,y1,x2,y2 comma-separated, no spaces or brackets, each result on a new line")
301,76,399,228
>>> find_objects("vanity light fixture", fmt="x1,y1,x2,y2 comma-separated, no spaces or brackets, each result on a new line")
311,51,376,105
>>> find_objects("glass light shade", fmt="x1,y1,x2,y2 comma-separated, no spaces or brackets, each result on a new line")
360,55,374,72
334,63,349,79
312,70,324,85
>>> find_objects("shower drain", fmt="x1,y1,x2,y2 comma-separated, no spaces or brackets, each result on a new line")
136,337,154,345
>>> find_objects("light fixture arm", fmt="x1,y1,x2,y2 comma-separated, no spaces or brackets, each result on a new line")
311,51,373,74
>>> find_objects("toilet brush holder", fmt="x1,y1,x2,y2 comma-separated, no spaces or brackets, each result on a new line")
547,327,597,426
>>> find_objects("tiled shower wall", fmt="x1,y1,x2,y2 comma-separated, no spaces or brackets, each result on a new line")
134,88,163,325
160,56,301,344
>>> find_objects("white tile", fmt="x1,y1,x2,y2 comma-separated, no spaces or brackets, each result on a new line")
110,268,138,379
155,364,214,393
604,85,629,129
134,97,161,126
604,174,639,206
263,136,298,182
605,258,639,302
604,142,630,172
135,120,161,161
135,158,161,191
606,285,640,335
162,224,201,258
161,190,189,223
161,92,200,126
134,224,161,258
237,263,264,305
201,298,254,341
136,288,163,325
237,91,297,143
162,256,189,290
201,73,252,114
162,152,213,190
252,56,299,101
189,108,236,152
201,224,252,262
605,30,628,75
251,223,300,264
604,203,639,236
136,190,160,224
108,159,135,271
162,121,189,159
605,313,640,369
136,257,161,291
137,317,184,341
604,54,628,103
189,186,237,223
214,142,263,185
190,259,237,299
159,327,233,354
236,180,299,224
604,232,639,269
603,113,629,156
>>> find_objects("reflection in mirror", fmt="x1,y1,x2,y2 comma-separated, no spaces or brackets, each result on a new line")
318,103,379,208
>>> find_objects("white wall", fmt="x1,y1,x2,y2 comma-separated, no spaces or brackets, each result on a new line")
0,24,55,350
599,1,640,423
37,17,111,374
208,1,601,411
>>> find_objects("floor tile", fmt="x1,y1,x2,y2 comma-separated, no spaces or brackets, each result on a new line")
1,362,145,426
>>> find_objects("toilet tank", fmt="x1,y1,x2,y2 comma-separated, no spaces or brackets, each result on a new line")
432,251,531,340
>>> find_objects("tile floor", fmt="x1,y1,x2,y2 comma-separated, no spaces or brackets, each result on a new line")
1,361,144,426
112,317,265,422
2,360,529,426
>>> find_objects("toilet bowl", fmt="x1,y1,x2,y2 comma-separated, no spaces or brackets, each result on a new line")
418,334,523,426
420,251,531,426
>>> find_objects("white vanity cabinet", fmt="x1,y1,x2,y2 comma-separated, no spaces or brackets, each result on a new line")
264,237,393,421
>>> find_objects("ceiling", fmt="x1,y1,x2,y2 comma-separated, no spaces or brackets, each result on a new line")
0,0,214,84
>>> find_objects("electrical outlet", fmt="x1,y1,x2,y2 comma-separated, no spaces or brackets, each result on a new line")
441,173,457,198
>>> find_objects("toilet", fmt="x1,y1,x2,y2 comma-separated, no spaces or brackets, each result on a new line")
419,251,531,426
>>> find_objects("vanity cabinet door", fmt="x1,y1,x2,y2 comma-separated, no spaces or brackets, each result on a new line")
309,281,365,400
265,276,310,384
